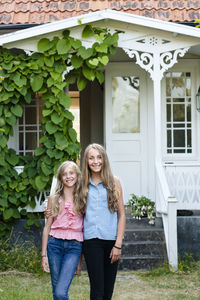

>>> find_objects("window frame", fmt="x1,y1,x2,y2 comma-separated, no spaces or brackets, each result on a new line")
162,60,199,162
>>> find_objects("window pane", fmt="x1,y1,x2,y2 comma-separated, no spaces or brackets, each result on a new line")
26,132,37,150
174,130,185,147
167,104,171,122
25,106,36,124
187,104,191,122
173,104,185,122
172,77,185,97
187,130,191,147
167,130,171,147
112,76,140,133
186,78,191,96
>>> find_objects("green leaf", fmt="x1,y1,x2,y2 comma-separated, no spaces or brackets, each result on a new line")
51,112,64,125
82,25,94,38
45,122,57,134
88,58,99,67
78,47,93,59
0,198,8,208
34,147,45,156
11,104,23,117
41,162,52,176
44,56,54,67
98,56,109,66
77,78,87,91
71,55,83,69
30,76,43,92
59,94,72,109
96,71,104,84
95,43,108,53
38,38,52,52
64,110,74,120
0,135,8,148
13,208,20,219
47,149,55,158
24,91,32,104
6,153,19,166
35,176,47,190
83,66,95,81
7,115,17,126
3,208,14,220
12,72,27,87
8,196,17,205
42,109,53,117
56,39,71,55
71,39,82,49
55,133,68,149
68,128,77,142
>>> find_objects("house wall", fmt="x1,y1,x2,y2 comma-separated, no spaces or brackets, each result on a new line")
80,79,104,159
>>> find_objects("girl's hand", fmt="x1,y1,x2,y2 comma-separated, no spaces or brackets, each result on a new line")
41,256,50,273
110,246,122,264
44,208,52,219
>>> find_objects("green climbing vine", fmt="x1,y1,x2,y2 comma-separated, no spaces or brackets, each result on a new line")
0,24,119,236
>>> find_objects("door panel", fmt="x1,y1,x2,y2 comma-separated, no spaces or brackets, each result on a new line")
105,63,148,203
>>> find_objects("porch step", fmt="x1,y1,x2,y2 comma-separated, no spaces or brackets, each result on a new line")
118,215,167,270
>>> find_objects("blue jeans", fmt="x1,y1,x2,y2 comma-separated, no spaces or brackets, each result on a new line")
47,236,82,300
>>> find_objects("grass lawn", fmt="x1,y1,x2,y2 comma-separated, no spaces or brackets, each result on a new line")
1,264,200,300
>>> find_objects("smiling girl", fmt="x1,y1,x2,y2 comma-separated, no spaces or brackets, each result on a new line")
82,143,126,300
41,161,84,300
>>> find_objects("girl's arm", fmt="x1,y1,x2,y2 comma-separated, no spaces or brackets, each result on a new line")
41,197,54,272
110,178,126,264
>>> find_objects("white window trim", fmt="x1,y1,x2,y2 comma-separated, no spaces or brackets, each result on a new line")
162,59,200,162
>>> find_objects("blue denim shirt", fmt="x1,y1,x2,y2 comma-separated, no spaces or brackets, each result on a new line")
83,179,118,240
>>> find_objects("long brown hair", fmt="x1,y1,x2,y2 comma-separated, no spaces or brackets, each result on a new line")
81,143,119,213
51,161,84,216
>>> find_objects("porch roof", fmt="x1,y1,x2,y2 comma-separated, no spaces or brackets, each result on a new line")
0,9,200,51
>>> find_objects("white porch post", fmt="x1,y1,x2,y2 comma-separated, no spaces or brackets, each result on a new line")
153,52,162,164
168,197,178,270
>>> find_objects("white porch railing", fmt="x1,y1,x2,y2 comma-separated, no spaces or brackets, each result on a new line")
165,163,200,208
156,162,200,270
155,162,178,270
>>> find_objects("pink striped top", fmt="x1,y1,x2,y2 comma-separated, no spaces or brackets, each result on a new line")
49,198,83,242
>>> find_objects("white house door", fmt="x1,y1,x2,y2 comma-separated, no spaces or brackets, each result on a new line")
105,63,148,204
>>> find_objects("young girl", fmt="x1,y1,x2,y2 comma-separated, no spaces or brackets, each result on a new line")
41,161,84,300
82,143,126,300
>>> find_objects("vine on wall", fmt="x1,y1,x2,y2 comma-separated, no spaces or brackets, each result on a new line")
0,25,119,236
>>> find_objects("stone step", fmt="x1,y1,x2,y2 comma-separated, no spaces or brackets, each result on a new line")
125,216,163,229
122,241,166,256
118,255,166,271
123,228,165,242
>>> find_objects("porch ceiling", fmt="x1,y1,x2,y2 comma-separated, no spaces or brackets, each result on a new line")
0,10,200,54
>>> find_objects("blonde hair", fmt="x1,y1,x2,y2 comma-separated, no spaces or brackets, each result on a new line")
82,143,119,213
51,161,84,216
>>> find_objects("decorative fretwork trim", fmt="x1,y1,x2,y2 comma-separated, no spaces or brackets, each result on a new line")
123,47,189,81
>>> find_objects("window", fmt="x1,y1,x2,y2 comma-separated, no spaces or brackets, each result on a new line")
112,76,140,133
9,91,80,155
18,97,43,155
165,72,192,154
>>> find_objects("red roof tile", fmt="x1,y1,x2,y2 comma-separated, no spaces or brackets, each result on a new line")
0,0,200,25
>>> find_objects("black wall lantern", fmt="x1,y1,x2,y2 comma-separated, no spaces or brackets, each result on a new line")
196,87,200,112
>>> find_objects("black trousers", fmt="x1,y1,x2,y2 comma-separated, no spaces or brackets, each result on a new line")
83,238,118,300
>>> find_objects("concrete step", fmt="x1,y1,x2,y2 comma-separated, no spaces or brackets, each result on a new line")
122,241,166,256
118,255,166,271
119,215,167,270
124,228,165,242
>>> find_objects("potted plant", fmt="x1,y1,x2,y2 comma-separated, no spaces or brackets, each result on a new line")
128,193,155,225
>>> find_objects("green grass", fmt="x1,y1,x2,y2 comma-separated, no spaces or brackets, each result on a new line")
1,266,200,300
1,240,200,300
